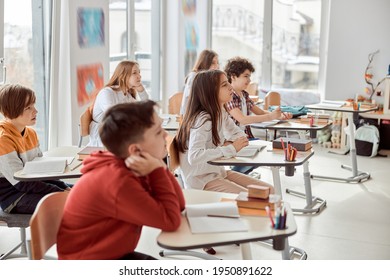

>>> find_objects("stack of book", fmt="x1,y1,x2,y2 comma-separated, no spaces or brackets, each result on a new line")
235,185,274,210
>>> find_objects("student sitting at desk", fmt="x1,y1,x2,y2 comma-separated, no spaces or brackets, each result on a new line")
224,57,292,139
224,57,292,174
180,49,219,116
0,84,71,214
173,70,274,194
88,60,149,147
57,101,185,260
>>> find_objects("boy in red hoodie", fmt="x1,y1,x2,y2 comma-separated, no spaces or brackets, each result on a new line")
57,101,185,260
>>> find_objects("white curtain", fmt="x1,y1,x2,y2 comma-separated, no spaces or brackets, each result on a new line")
48,0,73,149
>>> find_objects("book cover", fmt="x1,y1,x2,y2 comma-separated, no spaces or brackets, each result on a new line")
235,192,274,210
272,137,312,151
77,146,105,160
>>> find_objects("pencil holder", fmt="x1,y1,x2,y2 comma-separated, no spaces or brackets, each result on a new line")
284,163,295,176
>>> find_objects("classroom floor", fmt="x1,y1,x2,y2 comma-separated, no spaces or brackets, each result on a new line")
1,143,389,260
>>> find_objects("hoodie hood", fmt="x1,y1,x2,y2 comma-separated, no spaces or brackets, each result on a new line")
80,151,125,174
0,120,24,139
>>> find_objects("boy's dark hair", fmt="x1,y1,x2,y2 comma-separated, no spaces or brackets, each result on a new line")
99,100,157,158
0,84,36,119
224,57,255,83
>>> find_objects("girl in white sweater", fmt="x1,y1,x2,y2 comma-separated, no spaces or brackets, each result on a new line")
88,60,149,147
174,70,273,193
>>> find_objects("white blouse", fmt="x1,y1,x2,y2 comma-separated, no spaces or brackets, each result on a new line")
179,110,246,189
88,87,149,147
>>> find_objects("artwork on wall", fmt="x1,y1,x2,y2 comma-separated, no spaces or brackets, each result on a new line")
77,7,105,48
384,77,390,114
76,63,104,106
182,0,198,75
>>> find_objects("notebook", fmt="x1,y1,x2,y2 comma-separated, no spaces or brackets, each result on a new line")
251,119,283,128
186,202,248,234
21,157,74,175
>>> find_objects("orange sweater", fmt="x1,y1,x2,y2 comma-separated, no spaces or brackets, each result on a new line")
57,151,185,260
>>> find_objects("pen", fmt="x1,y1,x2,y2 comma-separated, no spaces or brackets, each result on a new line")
207,214,240,219
70,161,83,171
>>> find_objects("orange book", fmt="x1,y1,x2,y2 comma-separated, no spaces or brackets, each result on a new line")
235,192,275,210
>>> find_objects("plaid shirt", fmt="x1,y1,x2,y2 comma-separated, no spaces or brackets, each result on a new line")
225,90,255,138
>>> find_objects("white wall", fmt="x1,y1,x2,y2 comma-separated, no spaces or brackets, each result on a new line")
324,0,390,103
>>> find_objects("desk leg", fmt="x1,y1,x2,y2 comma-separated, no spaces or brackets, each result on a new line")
311,113,370,183
286,161,326,214
271,166,283,197
241,243,252,260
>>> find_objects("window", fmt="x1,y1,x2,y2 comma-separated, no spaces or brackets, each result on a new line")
1,0,48,150
212,0,322,101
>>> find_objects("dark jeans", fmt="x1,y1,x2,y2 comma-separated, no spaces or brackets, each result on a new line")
10,180,72,214
231,165,255,174
119,251,156,260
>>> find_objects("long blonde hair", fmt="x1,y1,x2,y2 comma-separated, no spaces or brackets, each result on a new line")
105,60,139,98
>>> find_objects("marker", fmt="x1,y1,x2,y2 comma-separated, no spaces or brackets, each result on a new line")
265,206,275,228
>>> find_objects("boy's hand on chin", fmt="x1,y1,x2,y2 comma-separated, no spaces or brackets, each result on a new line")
125,152,166,176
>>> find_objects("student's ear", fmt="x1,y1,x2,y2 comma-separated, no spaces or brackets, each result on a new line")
127,143,142,156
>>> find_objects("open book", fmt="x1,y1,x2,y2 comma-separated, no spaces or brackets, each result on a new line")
251,119,284,128
235,144,266,157
186,202,248,234
21,157,73,175
318,100,345,108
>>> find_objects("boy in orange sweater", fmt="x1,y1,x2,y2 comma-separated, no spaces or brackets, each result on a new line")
57,100,185,260
0,84,70,214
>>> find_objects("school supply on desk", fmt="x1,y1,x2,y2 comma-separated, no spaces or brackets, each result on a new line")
235,192,274,210
185,202,248,234
266,204,287,230
77,146,105,160
247,185,271,199
21,157,73,175
251,119,282,128
273,137,312,152
235,144,266,157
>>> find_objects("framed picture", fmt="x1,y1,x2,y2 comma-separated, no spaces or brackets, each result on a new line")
384,78,390,114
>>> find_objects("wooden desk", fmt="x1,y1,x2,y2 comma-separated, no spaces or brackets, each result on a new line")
157,189,299,260
306,103,378,183
14,146,83,181
209,140,325,215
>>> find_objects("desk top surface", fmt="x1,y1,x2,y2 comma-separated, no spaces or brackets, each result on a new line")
306,103,378,113
157,189,297,250
208,140,314,167
14,146,83,181
252,119,332,131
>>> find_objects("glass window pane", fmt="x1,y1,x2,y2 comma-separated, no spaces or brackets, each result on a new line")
212,0,264,87
3,0,47,150
272,0,321,90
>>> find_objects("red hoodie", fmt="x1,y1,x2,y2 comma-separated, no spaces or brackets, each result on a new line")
57,151,185,260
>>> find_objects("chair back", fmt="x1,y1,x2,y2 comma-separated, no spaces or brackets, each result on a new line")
264,91,281,110
168,92,183,115
29,191,69,260
246,82,258,96
80,108,92,137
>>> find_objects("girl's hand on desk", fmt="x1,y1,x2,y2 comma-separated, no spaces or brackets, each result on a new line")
125,152,166,176
232,136,249,152
270,107,282,120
